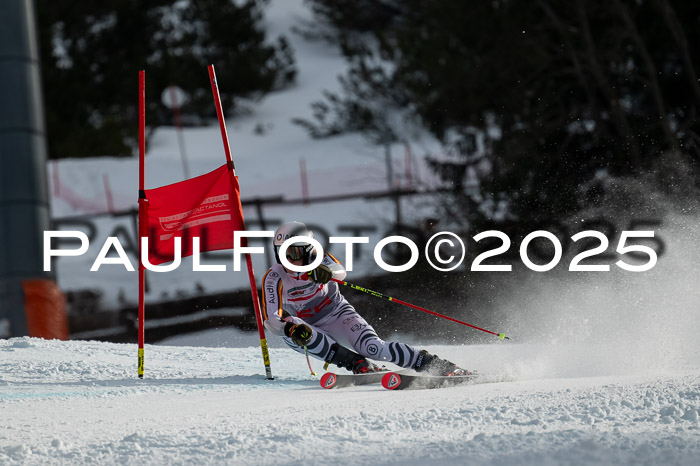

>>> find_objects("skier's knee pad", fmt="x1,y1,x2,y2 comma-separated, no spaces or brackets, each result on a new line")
357,337,418,368
353,331,388,360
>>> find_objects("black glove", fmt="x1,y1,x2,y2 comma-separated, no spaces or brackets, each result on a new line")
310,264,333,284
284,322,313,346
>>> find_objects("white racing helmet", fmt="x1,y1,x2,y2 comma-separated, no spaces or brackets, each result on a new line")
273,221,317,265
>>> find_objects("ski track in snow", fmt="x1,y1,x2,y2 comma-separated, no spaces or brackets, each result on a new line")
1,338,699,465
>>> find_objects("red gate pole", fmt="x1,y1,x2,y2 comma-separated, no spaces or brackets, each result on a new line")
137,70,147,378
208,64,273,379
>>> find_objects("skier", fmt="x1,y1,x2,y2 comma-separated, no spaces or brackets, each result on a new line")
262,221,471,376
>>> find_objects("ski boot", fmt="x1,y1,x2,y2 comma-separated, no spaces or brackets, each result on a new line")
325,343,382,374
413,350,473,376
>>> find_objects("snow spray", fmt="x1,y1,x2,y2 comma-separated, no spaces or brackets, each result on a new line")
485,166,700,380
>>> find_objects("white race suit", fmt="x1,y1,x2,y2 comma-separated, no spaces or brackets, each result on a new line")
262,253,420,369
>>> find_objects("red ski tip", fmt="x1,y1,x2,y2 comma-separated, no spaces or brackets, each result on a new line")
320,372,337,389
381,372,402,390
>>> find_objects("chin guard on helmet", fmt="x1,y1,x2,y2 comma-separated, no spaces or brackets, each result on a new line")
273,221,317,266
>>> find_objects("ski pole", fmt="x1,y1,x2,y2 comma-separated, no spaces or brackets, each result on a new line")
331,278,509,340
304,346,317,376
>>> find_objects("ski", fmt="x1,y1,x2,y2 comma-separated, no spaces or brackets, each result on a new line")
320,370,390,389
381,371,479,390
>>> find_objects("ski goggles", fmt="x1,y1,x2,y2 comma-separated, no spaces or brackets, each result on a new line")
285,245,306,261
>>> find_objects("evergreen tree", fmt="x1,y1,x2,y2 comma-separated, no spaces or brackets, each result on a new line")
301,0,700,231
37,0,296,159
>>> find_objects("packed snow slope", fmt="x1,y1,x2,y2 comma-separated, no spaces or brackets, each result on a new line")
1,336,699,465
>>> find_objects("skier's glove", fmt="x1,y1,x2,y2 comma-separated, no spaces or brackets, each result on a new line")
310,264,333,284
285,322,313,346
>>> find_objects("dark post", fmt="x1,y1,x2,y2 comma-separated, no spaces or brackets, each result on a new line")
384,140,402,228
0,0,55,337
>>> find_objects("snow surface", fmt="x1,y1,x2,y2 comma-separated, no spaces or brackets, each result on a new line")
1,337,699,465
